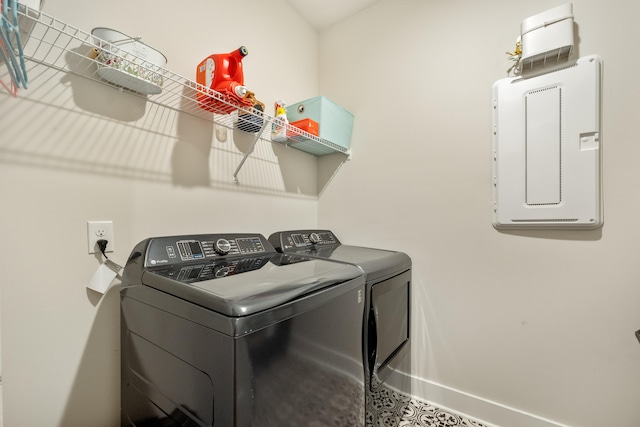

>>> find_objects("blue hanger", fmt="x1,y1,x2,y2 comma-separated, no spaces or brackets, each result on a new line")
0,1,20,90
0,0,28,90
9,0,28,87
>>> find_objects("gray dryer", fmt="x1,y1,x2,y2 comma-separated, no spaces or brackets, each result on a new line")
268,230,412,424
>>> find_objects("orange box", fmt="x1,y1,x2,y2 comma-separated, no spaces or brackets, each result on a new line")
288,118,319,138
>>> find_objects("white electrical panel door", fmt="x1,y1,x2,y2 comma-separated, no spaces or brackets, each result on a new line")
492,55,602,229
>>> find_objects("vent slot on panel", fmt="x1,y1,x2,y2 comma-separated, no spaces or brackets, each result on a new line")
525,86,561,206
512,218,578,223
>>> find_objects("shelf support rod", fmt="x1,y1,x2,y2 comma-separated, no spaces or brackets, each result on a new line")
232,118,270,183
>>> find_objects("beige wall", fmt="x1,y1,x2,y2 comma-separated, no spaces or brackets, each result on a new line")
318,1,640,426
0,0,324,426
3,0,640,426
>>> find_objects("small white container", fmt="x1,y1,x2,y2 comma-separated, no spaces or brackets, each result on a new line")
520,3,574,71
91,27,167,95
271,107,289,143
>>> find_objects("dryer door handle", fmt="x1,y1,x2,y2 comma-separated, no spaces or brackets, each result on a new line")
367,307,378,374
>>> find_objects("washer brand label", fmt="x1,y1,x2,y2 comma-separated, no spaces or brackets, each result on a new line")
150,259,169,265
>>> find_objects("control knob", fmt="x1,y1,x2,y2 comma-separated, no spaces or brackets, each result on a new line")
214,264,230,278
308,233,321,244
214,238,232,255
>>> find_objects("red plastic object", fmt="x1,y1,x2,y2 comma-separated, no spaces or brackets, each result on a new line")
288,118,319,138
196,46,253,114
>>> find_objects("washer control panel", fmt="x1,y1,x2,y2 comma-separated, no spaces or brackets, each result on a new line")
269,230,341,251
149,255,271,283
145,233,272,267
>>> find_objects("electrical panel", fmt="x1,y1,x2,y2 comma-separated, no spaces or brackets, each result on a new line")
492,55,603,229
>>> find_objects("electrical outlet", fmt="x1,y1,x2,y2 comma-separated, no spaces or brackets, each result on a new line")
87,221,114,254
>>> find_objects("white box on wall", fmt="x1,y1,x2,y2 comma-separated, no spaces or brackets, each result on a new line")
492,55,603,230
520,3,574,74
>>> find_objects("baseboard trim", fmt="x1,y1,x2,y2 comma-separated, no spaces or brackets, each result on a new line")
388,373,572,427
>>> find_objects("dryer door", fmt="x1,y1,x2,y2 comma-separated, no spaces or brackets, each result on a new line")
368,269,411,389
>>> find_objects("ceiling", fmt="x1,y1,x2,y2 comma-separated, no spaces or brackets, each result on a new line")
284,0,383,30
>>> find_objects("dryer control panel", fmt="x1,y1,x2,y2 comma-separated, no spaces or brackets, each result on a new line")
144,233,274,267
268,230,341,251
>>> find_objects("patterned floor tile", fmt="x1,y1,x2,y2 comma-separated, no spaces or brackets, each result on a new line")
367,387,487,427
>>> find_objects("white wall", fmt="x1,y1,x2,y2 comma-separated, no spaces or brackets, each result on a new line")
0,0,323,426
318,1,640,426
4,1,640,426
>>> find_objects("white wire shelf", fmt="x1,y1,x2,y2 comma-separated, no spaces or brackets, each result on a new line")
11,4,350,179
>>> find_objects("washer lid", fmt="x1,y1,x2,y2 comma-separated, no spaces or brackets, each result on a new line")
141,253,364,317
304,245,411,281
268,230,411,281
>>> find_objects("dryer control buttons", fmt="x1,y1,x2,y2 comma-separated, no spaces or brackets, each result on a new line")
214,238,232,255
309,233,321,244
235,237,265,254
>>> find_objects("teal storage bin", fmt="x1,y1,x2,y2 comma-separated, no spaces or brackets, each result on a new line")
286,96,354,155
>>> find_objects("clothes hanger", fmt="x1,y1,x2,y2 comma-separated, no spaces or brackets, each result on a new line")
8,0,28,87
0,34,18,96
0,0,28,95
0,0,20,94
